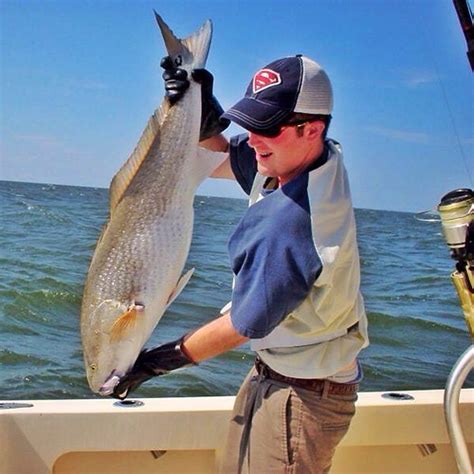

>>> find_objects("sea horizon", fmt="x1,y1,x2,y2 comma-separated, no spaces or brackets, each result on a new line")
0,179,420,215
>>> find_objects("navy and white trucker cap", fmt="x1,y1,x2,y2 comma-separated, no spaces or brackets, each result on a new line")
221,55,333,134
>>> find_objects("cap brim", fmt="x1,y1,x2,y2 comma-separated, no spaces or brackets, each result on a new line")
221,97,293,133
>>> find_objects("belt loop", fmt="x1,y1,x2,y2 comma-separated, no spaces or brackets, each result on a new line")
322,380,330,399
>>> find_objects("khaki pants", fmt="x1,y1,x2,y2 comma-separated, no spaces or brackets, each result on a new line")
220,368,357,474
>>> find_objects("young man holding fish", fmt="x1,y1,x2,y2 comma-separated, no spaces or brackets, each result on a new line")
115,54,369,473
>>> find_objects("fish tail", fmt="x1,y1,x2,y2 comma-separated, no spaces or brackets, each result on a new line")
154,11,212,70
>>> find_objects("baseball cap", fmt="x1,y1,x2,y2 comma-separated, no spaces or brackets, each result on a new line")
221,55,333,134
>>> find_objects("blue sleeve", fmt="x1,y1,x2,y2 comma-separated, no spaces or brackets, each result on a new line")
228,173,323,338
229,134,257,195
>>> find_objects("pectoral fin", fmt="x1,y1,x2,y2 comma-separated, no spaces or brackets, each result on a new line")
110,303,144,341
166,268,195,308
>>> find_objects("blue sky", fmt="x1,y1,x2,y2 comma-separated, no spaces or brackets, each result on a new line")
1,0,472,211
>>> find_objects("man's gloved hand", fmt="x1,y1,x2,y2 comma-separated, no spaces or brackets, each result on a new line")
112,336,195,400
160,56,230,141
161,56,190,104
193,68,231,141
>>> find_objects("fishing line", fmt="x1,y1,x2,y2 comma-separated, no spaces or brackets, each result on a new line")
419,7,474,188
433,61,473,187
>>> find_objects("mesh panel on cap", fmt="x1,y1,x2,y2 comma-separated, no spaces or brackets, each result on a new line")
294,56,333,115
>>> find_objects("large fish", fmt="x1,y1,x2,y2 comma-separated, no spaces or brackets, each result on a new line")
80,12,226,396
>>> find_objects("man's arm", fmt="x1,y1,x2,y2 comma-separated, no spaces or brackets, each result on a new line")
161,59,235,180
182,311,248,362
200,134,236,180
112,311,248,398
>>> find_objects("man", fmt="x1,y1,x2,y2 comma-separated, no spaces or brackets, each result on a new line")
114,54,369,473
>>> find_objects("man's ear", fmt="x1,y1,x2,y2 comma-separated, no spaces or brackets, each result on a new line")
306,120,326,139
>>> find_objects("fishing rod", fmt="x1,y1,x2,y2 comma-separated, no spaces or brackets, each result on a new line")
452,0,474,70
438,188,474,474
422,4,474,472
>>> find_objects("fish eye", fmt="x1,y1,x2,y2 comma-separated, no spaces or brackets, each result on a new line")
90,364,97,371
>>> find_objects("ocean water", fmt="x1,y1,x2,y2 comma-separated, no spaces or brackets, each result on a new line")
1,180,472,400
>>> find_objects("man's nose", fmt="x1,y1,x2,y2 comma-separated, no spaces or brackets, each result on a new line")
248,132,263,148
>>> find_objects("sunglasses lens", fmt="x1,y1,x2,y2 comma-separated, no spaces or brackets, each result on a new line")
256,126,281,137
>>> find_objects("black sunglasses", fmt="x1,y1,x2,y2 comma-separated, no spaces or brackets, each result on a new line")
254,115,331,138
253,119,311,138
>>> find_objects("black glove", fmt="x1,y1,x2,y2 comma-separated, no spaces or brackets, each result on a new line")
160,56,230,141
112,336,195,400
192,68,231,141
161,56,190,104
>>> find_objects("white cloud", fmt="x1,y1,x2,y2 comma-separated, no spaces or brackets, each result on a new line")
365,126,430,144
11,133,90,159
12,134,62,148
64,78,108,91
402,70,438,88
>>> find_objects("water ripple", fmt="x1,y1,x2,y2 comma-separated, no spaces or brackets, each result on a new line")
1,181,472,400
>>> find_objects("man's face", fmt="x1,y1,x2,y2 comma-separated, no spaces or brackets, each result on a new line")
247,122,324,185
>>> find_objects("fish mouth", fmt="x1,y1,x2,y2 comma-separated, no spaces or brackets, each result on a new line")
98,371,122,396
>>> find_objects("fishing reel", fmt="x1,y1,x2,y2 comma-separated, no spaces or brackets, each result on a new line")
438,188,474,338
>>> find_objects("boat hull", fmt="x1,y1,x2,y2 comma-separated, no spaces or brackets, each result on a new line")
1,389,473,473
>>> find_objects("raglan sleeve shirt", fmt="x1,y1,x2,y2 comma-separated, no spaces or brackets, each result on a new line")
228,134,323,339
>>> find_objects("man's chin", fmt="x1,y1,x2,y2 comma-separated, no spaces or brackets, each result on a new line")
256,164,274,177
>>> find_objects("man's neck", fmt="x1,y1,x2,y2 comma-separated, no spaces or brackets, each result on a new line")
278,140,325,186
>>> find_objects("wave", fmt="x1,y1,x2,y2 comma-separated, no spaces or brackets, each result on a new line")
367,310,466,334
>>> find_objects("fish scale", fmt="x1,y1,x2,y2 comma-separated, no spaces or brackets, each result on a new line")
80,13,227,395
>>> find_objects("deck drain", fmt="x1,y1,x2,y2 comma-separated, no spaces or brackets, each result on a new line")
0,402,34,410
113,400,144,408
381,392,414,401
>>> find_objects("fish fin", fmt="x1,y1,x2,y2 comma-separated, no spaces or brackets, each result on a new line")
110,305,142,341
95,222,110,247
190,147,229,188
109,102,171,215
154,11,212,70
166,268,195,308
109,13,212,214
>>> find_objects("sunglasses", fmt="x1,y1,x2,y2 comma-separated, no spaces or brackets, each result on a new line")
254,119,311,138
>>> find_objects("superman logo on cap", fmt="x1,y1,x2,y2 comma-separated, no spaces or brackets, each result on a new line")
252,69,281,93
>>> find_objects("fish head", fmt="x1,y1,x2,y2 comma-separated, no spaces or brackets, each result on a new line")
82,298,147,395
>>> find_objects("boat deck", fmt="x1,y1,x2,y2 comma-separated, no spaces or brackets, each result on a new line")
1,389,473,473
